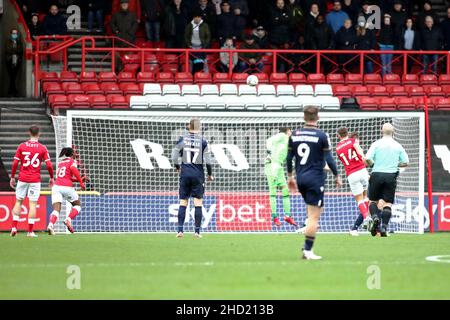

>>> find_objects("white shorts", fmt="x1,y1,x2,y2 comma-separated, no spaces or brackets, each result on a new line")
51,185,79,204
347,168,369,196
16,181,41,202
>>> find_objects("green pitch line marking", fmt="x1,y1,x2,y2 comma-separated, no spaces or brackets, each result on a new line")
425,255,450,263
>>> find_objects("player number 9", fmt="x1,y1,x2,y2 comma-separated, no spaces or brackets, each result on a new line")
297,143,310,165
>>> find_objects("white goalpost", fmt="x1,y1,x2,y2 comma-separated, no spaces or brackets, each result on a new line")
51,111,425,234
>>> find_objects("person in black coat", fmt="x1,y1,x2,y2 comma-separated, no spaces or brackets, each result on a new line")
416,1,440,30
216,1,238,44
28,14,43,40
310,14,335,73
400,18,420,73
378,14,395,75
269,0,291,47
164,0,189,48
303,3,320,49
5,29,24,97
42,4,67,35
389,0,407,49
341,0,360,24
334,19,358,72
356,16,376,73
419,15,443,74
441,7,450,51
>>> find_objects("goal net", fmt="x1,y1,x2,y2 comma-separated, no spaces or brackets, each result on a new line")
52,111,425,233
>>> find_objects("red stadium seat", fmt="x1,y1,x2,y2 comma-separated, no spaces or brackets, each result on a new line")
175,72,194,84
425,86,443,97
98,72,117,83
367,85,387,97
144,53,158,64
333,85,351,97
232,73,248,84
407,86,425,96
81,83,103,95
80,71,97,83
387,86,407,97
439,74,450,85
420,74,438,86
161,64,178,73
100,83,123,95
107,95,129,109
270,73,288,84
413,97,427,110
254,73,269,84
394,97,416,110
383,74,400,85
64,83,84,95
213,73,231,83
137,72,155,83
119,83,142,95
42,82,64,97
122,53,139,64
307,73,325,84
432,97,450,110
441,85,450,97
118,71,136,83
194,72,212,83
364,74,382,85
40,71,59,84
350,85,369,96
357,97,378,110
123,64,140,73
89,95,110,108
289,73,306,84
326,73,345,84
155,72,174,83
48,94,70,109
143,64,160,72
402,74,419,85
378,97,397,110
68,94,91,108
345,73,363,85
60,71,78,83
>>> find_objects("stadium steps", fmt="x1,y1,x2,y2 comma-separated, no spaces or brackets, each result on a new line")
0,99,56,187
67,36,113,73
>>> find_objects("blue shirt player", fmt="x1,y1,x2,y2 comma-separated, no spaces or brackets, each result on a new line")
171,118,214,239
287,106,342,260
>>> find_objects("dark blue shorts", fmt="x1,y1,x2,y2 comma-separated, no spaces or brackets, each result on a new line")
297,174,325,207
179,175,205,200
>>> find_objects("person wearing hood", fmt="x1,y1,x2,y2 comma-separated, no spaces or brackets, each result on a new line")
185,10,211,73
356,16,376,73
42,4,67,35
334,19,357,71
5,28,23,97
218,37,238,72
253,25,269,49
216,1,238,45
29,13,43,40
164,0,189,48
110,0,138,43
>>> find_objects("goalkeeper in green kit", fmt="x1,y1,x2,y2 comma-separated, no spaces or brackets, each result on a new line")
265,127,297,227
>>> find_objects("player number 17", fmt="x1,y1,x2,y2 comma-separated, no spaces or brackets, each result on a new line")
184,147,200,164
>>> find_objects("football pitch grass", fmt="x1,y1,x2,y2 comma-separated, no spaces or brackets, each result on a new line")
1,232,449,300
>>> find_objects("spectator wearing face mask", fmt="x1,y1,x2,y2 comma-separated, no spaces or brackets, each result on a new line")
5,29,24,97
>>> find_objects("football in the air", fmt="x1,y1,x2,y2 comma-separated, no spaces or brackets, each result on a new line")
246,75,259,86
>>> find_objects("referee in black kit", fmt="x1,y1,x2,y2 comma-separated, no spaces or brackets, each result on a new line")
365,123,409,237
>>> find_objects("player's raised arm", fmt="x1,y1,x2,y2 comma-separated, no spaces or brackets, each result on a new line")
171,137,183,172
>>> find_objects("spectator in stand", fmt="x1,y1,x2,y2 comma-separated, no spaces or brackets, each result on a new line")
253,25,269,49
87,0,107,32
16,0,37,23
43,4,67,35
310,14,334,73
442,7,450,51
417,1,440,30
389,0,407,49
290,34,310,73
302,0,327,17
164,0,189,48
196,0,217,38
238,32,263,73
112,0,141,22
359,1,373,21
216,1,237,45
185,10,211,73
334,19,357,71
400,17,420,73
419,16,443,74
218,37,238,72
326,1,350,34
269,0,291,47
229,0,249,40
378,14,395,76
110,0,139,44
286,0,304,41
211,0,223,14
342,0,359,24
29,13,43,40
304,3,320,48
142,0,164,45
5,28,23,97
356,15,377,73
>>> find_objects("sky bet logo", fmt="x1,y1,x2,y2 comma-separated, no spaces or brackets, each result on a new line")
168,195,272,231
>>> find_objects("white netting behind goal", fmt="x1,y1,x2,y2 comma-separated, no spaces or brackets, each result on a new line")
51,111,424,233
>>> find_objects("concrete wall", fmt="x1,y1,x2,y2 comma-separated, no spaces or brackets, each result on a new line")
0,0,33,97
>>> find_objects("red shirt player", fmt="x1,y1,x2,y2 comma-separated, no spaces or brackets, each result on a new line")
10,125,54,237
335,128,370,235
47,147,85,235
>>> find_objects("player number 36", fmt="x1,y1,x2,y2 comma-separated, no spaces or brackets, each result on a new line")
22,152,40,168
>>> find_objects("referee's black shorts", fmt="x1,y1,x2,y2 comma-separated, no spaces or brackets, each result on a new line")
368,172,398,204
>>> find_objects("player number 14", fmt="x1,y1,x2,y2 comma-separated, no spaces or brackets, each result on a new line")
339,149,360,166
